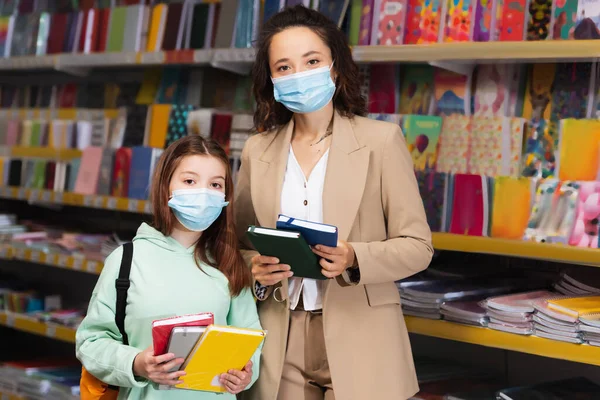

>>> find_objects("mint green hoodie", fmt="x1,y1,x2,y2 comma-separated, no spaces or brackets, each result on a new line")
76,223,262,400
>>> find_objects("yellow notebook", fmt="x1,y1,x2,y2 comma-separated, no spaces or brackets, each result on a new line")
547,296,600,318
176,325,266,393
147,104,172,149
558,119,600,181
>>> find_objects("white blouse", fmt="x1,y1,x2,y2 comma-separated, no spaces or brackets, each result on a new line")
280,147,329,311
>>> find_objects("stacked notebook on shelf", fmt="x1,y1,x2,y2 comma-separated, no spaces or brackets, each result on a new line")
482,290,554,336
152,313,266,393
399,274,550,320
246,215,338,281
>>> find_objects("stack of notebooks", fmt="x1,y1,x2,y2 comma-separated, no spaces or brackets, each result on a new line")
152,313,265,393
399,275,548,320
553,270,600,296
532,295,600,344
246,215,338,281
482,290,554,335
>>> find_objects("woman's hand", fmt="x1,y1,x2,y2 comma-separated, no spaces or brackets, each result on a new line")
251,255,293,286
220,361,253,394
133,346,186,386
312,240,356,278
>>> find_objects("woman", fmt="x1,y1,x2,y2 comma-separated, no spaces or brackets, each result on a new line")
235,5,433,400
76,136,261,399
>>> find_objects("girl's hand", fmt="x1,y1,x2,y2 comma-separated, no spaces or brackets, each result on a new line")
220,360,253,394
251,255,293,286
133,346,186,386
312,240,356,278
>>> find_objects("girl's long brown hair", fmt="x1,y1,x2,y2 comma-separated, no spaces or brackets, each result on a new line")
150,136,251,297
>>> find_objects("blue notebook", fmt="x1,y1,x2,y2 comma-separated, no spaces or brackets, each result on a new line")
276,215,338,247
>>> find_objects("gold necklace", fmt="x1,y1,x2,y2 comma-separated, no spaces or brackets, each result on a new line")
309,118,334,147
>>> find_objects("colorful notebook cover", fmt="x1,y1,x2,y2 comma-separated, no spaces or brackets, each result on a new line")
569,181,600,248
468,116,506,176
152,313,215,356
443,0,475,41
558,119,600,181
415,171,447,232
418,0,445,42
368,64,397,113
548,296,600,317
521,119,555,178
437,114,471,174
527,0,552,40
111,147,132,198
522,63,555,121
399,64,434,115
403,115,442,171
474,64,510,117
374,0,408,44
449,174,488,236
550,62,592,135
472,0,495,40
404,0,424,42
499,0,528,40
165,105,196,148
176,325,265,393
434,69,470,116
358,0,375,45
524,180,579,243
491,177,534,239
551,0,578,39
573,0,600,40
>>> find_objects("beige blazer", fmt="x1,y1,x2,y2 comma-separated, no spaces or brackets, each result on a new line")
235,111,433,400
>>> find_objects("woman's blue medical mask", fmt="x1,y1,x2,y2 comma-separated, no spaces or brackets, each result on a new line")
168,188,228,232
272,64,335,114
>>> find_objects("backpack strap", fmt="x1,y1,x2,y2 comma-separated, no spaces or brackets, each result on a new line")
115,242,133,346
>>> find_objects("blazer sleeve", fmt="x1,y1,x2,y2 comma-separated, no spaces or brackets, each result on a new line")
235,137,273,300
349,126,433,285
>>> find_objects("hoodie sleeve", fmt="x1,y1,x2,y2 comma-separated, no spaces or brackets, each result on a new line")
76,246,149,389
226,287,263,389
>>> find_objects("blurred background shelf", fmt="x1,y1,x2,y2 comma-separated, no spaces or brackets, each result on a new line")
431,233,600,267
0,312,76,344
405,316,600,367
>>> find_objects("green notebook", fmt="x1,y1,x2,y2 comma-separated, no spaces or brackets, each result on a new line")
246,226,326,280
107,6,127,52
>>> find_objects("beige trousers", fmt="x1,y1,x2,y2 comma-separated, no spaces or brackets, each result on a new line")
277,310,335,400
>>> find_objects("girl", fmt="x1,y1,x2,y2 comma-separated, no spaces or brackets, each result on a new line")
76,136,261,399
235,6,433,400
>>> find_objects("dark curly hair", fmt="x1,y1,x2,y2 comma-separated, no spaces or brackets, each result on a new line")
252,5,367,132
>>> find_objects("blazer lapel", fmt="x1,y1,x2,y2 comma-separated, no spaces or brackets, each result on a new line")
323,112,370,242
251,120,294,229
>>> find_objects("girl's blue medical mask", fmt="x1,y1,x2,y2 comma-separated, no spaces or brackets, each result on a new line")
168,188,228,232
272,64,335,114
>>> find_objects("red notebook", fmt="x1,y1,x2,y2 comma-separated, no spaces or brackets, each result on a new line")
152,313,214,356
111,147,132,198
449,174,488,236
47,13,69,54
96,8,111,52
368,64,397,113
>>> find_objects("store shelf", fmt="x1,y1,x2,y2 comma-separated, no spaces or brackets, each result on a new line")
432,233,600,267
0,245,103,275
0,312,76,344
406,316,600,366
2,41,599,73
352,40,600,64
0,186,151,214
